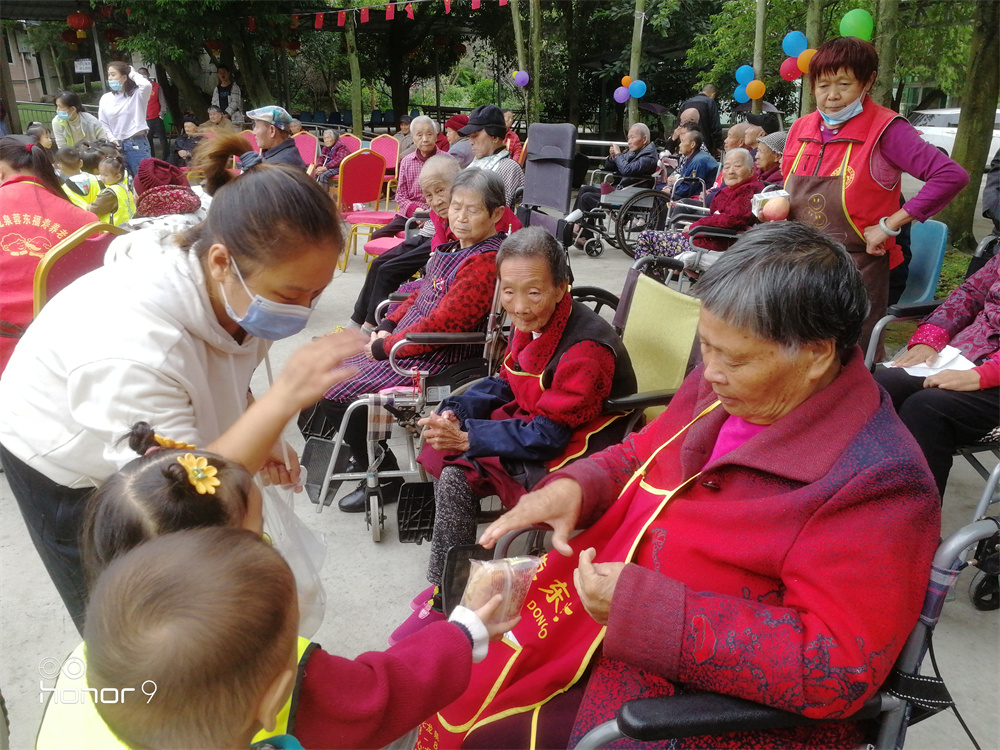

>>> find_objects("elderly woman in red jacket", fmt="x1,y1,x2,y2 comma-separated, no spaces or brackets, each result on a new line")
390,227,636,645
633,148,761,267
417,222,940,750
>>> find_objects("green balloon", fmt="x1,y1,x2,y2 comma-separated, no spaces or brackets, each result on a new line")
840,8,874,41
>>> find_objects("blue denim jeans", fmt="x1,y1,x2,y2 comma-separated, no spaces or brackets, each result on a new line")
121,132,151,178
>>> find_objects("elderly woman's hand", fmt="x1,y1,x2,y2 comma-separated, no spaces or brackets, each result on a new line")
862,224,889,256
478,477,582,556
891,344,938,368
573,547,626,626
924,369,982,392
419,410,470,453
363,330,390,361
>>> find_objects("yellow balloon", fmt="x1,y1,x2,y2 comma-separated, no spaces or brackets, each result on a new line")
746,79,766,100
512,70,517,79
622,76,632,87
797,49,817,74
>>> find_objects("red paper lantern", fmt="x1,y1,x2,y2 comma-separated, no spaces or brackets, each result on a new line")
103,29,124,47
61,28,79,51
286,38,301,56
99,5,114,17
270,38,283,51
67,10,94,39
204,39,222,53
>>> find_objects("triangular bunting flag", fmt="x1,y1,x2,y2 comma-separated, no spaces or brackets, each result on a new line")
291,14,299,28
314,13,324,28
360,7,369,22
386,4,395,20
406,3,414,19
248,16,256,30
472,0,481,7
444,0,451,12
338,10,346,25
499,0,508,5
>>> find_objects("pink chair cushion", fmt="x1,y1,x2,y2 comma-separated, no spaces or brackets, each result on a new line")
364,236,404,257
343,210,395,224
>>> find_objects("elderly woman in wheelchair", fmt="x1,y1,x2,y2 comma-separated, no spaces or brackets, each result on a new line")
633,148,762,271
389,227,637,644
414,222,940,750
298,168,511,513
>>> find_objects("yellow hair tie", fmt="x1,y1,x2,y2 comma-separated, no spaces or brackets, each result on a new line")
177,453,220,495
154,434,197,450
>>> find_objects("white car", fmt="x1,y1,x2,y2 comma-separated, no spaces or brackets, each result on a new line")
907,108,1000,167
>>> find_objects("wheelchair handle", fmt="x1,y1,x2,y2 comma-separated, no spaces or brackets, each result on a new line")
388,333,488,379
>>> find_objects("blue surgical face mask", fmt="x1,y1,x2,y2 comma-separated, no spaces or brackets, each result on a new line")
109,80,123,92
56,110,71,120
220,259,316,340
819,95,865,128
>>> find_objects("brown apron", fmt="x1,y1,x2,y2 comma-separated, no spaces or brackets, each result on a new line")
785,164,888,355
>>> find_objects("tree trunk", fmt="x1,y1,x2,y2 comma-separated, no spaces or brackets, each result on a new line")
565,1,579,126
627,0,645,127
937,0,999,253
801,0,823,116
345,13,364,137
160,58,209,118
872,0,900,109
751,0,766,115
529,0,542,125
510,0,528,118
233,28,274,112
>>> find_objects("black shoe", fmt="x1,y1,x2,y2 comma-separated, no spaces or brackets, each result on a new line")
338,476,405,513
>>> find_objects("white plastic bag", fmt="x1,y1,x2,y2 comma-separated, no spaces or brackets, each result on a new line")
261,480,328,639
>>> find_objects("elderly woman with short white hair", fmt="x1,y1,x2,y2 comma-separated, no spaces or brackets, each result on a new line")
634,147,762,266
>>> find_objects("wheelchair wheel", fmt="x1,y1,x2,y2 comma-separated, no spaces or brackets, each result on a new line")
615,189,671,258
366,487,384,543
584,238,604,257
570,285,619,316
969,570,999,611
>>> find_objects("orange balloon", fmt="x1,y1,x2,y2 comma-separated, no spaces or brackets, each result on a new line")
797,49,817,74
622,76,632,87
746,79,766,100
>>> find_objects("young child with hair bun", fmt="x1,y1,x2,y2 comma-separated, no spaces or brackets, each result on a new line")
37,422,520,750
87,154,136,225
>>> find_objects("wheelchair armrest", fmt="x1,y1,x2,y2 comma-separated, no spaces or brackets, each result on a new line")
633,255,685,274
404,332,487,345
617,692,884,742
388,292,411,302
885,301,942,319
605,389,678,413
685,225,739,239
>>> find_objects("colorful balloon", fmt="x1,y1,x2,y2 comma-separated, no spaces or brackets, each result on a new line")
782,31,808,57
621,76,632,87
780,56,802,81
511,70,517,79
514,70,529,87
628,80,647,99
797,49,817,74
613,86,630,104
735,65,755,85
734,85,750,104
840,8,873,41
746,80,766,100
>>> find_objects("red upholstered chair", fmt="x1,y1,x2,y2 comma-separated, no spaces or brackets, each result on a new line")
339,133,362,154
362,235,405,267
369,134,400,210
238,130,259,153
292,131,320,173
336,149,391,270
33,222,128,315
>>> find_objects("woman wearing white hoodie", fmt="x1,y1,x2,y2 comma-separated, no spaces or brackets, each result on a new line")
0,133,360,632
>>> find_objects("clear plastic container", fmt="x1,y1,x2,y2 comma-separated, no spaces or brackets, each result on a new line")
460,555,542,623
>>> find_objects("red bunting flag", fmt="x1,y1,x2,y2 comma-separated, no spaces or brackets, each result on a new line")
386,4,395,19
472,0,481,7
499,0,508,5
406,3,414,18
314,13,324,28
291,14,299,28
444,0,451,12
338,10,346,25
248,15,256,30
360,7,369,22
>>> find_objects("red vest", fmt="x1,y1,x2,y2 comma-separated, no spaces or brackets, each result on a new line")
145,81,161,119
783,97,904,267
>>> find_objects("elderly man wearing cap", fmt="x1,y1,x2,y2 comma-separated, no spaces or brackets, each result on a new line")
395,115,416,159
754,130,786,187
445,114,473,168
460,105,524,206
742,112,780,154
247,105,307,170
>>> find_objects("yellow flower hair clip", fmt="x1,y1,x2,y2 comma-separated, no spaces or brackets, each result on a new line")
154,434,197,451
177,453,220,495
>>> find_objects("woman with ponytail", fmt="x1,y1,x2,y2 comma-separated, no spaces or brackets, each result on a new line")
98,61,152,178
0,134,94,374
0,133,362,632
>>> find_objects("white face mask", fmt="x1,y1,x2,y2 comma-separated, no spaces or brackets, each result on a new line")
820,96,865,128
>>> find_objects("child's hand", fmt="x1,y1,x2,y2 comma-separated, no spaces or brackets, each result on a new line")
472,594,522,641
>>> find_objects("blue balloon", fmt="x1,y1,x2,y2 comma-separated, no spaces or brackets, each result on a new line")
735,65,755,85
628,80,647,99
782,31,808,57
734,85,750,104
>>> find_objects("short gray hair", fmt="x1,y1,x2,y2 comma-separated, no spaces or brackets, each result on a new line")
322,129,336,139
496,226,570,286
629,123,650,142
695,222,869,357
723,147,753,172
410,115,438,134
418,154,461,188
450,168,506,214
